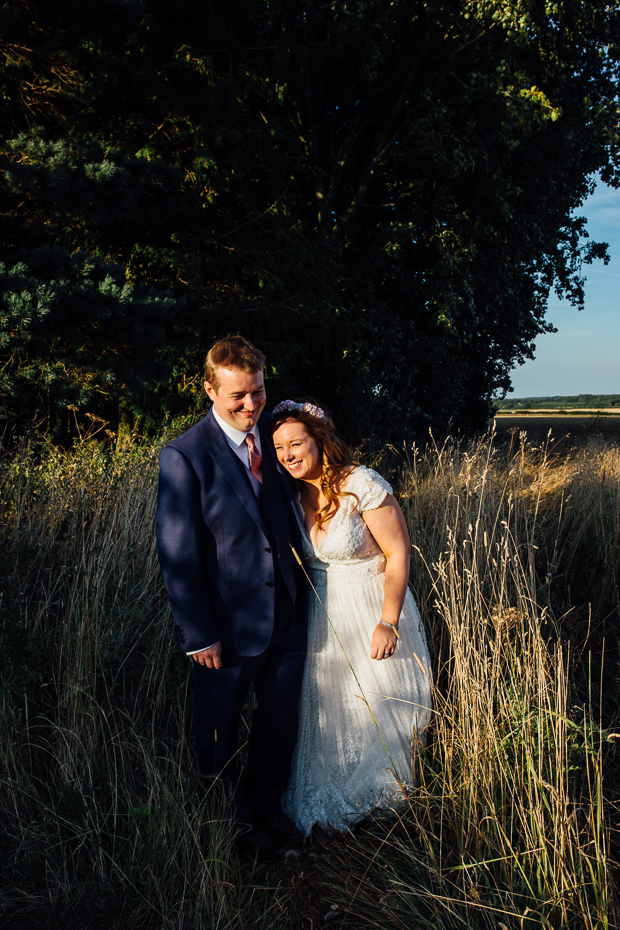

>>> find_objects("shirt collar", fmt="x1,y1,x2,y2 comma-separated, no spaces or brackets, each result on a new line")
212,407,261,450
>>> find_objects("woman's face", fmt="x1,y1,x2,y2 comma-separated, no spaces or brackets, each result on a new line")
272,420,322,482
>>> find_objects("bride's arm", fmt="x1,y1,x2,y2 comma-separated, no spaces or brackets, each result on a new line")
362,495,411,660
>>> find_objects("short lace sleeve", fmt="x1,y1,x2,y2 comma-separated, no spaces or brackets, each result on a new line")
348,466,393,512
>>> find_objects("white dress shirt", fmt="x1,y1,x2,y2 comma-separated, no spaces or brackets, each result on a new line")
186,409,262,656
212,407,262,464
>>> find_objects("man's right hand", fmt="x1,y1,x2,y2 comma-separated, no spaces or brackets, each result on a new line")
191,642,223,669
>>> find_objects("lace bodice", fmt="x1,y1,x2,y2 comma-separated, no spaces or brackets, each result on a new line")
296,466,392,567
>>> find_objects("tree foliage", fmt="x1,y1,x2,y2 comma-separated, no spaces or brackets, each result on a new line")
0,245,175,434
1,0,618,439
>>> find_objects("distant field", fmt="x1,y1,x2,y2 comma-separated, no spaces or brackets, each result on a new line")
492,412,620,446
496,395,620,414
496,407,620,415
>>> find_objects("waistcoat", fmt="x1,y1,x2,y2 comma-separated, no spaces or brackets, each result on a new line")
245,455,299,604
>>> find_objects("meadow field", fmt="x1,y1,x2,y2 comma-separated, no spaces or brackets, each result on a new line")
493,413,620,449
1,424,619,929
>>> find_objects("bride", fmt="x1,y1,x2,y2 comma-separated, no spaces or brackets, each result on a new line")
270,399,432,836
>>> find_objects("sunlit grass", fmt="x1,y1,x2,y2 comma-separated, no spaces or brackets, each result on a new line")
1,429,618,927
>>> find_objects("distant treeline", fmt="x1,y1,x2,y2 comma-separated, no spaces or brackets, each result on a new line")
497,395,620,410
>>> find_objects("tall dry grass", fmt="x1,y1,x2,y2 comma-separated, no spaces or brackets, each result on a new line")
0,429,618,928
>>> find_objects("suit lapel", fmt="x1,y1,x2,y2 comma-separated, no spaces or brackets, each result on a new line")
202,411,268,537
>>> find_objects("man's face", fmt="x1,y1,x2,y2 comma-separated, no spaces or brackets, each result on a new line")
204,366,266,432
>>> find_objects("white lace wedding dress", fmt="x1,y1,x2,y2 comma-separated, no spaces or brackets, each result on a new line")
283,466,432,836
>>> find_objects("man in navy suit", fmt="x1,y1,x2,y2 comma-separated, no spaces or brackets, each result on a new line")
156,336,307,858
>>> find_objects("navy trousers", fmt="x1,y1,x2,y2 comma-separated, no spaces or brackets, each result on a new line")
192,573,307,824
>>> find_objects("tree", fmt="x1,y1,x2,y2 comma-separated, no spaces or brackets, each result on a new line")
1,0,618,440
0,245,178,439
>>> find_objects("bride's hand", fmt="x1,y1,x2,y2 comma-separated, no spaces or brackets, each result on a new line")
371,623,398,660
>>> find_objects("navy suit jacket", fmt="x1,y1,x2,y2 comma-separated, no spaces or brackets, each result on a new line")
156,409,304,656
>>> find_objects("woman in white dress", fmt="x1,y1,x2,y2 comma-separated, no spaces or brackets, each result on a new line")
270,400,432,837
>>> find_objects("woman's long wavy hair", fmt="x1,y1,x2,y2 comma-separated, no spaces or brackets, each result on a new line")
270,405,359,528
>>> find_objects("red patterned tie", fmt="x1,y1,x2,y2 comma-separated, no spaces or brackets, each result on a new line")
246,432,263,484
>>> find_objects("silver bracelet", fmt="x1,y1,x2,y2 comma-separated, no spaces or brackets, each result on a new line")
379,619,398,631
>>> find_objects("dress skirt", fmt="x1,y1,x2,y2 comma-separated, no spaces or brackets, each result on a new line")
282,553,432,836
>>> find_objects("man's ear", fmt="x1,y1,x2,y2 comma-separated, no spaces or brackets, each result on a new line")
204,381,216,401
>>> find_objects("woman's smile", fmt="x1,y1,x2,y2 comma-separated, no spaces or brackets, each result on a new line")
272,421,322,483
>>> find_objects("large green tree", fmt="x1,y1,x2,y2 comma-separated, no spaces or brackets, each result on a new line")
1,0,618,439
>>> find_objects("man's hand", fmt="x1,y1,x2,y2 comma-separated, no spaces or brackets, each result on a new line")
192,642,223,669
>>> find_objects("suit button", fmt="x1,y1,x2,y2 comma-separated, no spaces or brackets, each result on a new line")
275,534,279,540
266,581,274,587
277,552,281,558
270,517,275,522
265,547,271,553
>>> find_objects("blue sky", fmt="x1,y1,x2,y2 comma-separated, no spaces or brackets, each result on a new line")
508,181,620,398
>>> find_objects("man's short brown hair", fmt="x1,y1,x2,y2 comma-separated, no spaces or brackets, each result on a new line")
204,336,266,391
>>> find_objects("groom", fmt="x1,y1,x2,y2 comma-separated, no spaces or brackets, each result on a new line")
156,336,307,858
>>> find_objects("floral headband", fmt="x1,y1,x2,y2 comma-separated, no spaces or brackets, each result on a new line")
272,399,327,420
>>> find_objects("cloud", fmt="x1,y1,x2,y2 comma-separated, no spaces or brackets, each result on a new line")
582,181,620,229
